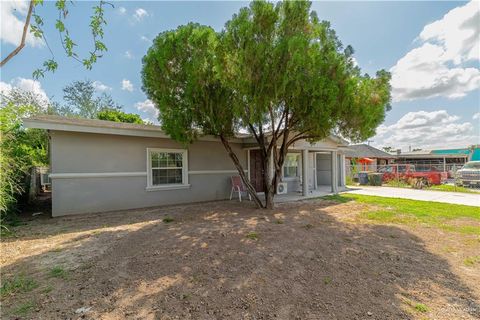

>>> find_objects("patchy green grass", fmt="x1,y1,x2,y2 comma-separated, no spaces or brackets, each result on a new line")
321,194,352,203
0,227,16,238
463,256,480,267
414,303,429,313
327,194,480,234
246,231,259,240
1,274,39,297
49,266,68,279
42,285,53,294
384,180,411,188
323,276,332,285
12,301,35,316
162,216,175,223
429,184,478,194
402,297,429,314
275,219,284,224
383,180,477,194
303,223,314,230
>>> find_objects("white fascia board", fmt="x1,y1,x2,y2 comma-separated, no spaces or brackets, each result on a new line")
23,119,242,143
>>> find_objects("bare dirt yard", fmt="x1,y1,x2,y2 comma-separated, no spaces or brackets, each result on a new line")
1,196,479,319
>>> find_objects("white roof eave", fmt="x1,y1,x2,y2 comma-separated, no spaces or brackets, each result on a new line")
22,118,243,143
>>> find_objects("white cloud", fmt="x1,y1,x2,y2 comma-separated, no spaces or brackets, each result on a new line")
133,8,148,21
372,110,478,150
390,1,480,102
0,77,50,107
473,112,480,120
121,79,134,92
4,77,49,101
117,7,126,15
0,81,13,94
419,1,479,64
134,99,158,123
1,1,44,48
92,81,111,92
140,35,152,44
124,50,134,59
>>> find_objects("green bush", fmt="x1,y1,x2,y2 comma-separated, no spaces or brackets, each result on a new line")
345,175,355,186
0,103,48,229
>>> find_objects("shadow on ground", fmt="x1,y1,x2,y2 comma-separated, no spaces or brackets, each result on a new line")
2,199,479,319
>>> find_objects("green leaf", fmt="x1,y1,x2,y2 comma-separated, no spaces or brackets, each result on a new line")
32,69,45,80
55,0,65,10
29,25,43,38
43,60,58,72
64,35,76,56
33,14,43,26
55,20,65,32
94,41,107,52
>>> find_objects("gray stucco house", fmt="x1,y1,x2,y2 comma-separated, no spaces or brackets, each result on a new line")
24,116,347,217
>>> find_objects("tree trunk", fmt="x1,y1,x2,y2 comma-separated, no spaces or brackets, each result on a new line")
219,135,264,208
262,150,276,209
265,187,275,209
261,148,271,208
265,130,291,209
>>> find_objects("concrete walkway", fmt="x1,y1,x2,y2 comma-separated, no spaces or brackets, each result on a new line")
344,186,480,207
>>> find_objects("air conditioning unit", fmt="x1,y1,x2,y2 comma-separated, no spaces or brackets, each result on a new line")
277,182,288,195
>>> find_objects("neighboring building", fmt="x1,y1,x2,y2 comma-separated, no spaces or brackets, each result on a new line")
24,115,348,217
395,147,479,177
344,144,396,170
395,147,478,168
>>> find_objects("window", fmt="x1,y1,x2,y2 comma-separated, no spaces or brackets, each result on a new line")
283,153,300,178
147,148,188,190
464,162,480,169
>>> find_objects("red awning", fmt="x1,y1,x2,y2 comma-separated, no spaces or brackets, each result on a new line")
358,157,374,164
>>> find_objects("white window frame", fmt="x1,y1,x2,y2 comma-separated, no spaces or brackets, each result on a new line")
283,153,301,181
146,148,190,191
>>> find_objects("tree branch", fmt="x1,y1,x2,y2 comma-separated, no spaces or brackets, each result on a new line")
286,133,319,148
0,0,34,67
219,134,264,208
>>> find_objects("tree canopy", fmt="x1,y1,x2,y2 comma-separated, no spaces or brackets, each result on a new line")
142,0,391,208
97,109,145,124
61,80,121,119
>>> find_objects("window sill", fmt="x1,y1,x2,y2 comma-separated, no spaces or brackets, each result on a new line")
145,184,191,192
283,177,300,181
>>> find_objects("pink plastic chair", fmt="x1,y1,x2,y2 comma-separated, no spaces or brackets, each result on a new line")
230,176,251,202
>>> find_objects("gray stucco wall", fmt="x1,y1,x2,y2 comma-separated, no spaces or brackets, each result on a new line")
50,131,247,216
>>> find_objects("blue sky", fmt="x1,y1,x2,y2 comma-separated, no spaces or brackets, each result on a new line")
1,1,479,150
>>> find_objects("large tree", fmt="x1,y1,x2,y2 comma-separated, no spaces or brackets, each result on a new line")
142,0,391,209
61,80,121,119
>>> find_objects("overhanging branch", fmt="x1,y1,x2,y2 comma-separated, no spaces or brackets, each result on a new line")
0,0,34,67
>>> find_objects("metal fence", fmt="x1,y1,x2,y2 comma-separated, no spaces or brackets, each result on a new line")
346,163,466,188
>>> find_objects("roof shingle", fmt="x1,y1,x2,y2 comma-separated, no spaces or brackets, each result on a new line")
344,144,395,159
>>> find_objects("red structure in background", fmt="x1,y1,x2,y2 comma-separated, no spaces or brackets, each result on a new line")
357,157,374,171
